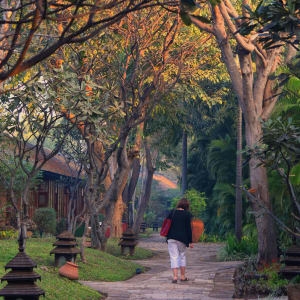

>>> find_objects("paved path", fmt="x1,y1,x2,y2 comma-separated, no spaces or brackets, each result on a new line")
81,233,244,300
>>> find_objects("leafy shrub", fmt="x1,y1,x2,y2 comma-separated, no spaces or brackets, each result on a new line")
33,208,56,237
234,258,288,298
0,229,18,240
199,232,224,243
253,264,288,297
290,275,300,284
172,188,206,218
218,233,258,261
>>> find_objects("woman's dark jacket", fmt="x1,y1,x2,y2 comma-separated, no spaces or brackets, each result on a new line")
166,209,193,247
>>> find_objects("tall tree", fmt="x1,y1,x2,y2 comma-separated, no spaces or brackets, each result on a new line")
182,130,188,194
48,6,202,247
181,0,297,264
235,106,243,241
0,83,75,246
132,137,157,233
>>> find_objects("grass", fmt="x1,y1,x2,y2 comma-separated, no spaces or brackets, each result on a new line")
0,237,152,299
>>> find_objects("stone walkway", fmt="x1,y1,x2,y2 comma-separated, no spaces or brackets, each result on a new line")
81,233,243,300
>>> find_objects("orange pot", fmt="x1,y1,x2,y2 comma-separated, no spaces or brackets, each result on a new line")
59,262,79,280
191,219,204,243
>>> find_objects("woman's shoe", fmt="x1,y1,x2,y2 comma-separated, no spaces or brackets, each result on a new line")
172,279,177,283
180,278,189,282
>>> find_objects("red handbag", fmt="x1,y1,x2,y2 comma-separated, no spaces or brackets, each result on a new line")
160,218,172,237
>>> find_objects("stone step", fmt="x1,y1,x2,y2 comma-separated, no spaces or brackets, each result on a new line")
283,256,300,266
285,245,300,257
280,266,300,279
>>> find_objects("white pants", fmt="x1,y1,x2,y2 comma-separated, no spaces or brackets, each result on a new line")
168,239,187,269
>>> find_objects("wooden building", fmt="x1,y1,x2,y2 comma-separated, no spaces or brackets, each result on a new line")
0,152,85,228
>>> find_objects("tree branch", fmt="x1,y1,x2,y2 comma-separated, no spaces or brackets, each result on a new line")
219,2,255,52
190,15,214,34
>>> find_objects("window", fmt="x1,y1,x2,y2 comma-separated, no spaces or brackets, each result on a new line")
38,192,48,207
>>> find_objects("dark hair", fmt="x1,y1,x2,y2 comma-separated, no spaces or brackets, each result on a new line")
176,198,190,211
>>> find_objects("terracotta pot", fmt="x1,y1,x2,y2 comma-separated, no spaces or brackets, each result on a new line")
191,219,204,243
59,262,79,280
288,284,300,300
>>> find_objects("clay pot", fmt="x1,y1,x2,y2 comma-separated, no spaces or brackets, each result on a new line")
288,284,300,300
59,262,79,280
191,219,204,243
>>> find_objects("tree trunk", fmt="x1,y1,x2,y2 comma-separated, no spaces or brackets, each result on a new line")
9,187,21,230
235,106,243,242
90,213,101,249
20,184,30,249
85,167,103,249
123,157,141,226
125,158,141,206
80,215,90,263
216,29,277,264
94,137,132,249
245,119,278,263
67,185,79,234
132,169,155,234
182,130,188,194
111,194,126,237
110,148,131,238
132,140,156,234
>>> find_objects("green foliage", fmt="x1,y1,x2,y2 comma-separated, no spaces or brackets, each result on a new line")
235,258,288,298
198,232,224,242
248,117,300,238
186,98,252,237
210,182,236,235
207,135,236,182
238,0,300,49
33,208,56,236
172,188,207,218
260,117,300,169
243,264,289,297
144,211,156,225
290,275,300,284
218,234,258,261
0,229,18,240
291,163,300,185
259,265,289,293
0,152,42,198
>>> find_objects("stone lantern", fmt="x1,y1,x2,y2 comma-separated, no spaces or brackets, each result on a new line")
50,231,80,267
119,229,138,256
0,229,45,300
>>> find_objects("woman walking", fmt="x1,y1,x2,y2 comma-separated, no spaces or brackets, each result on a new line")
166,198,193,283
